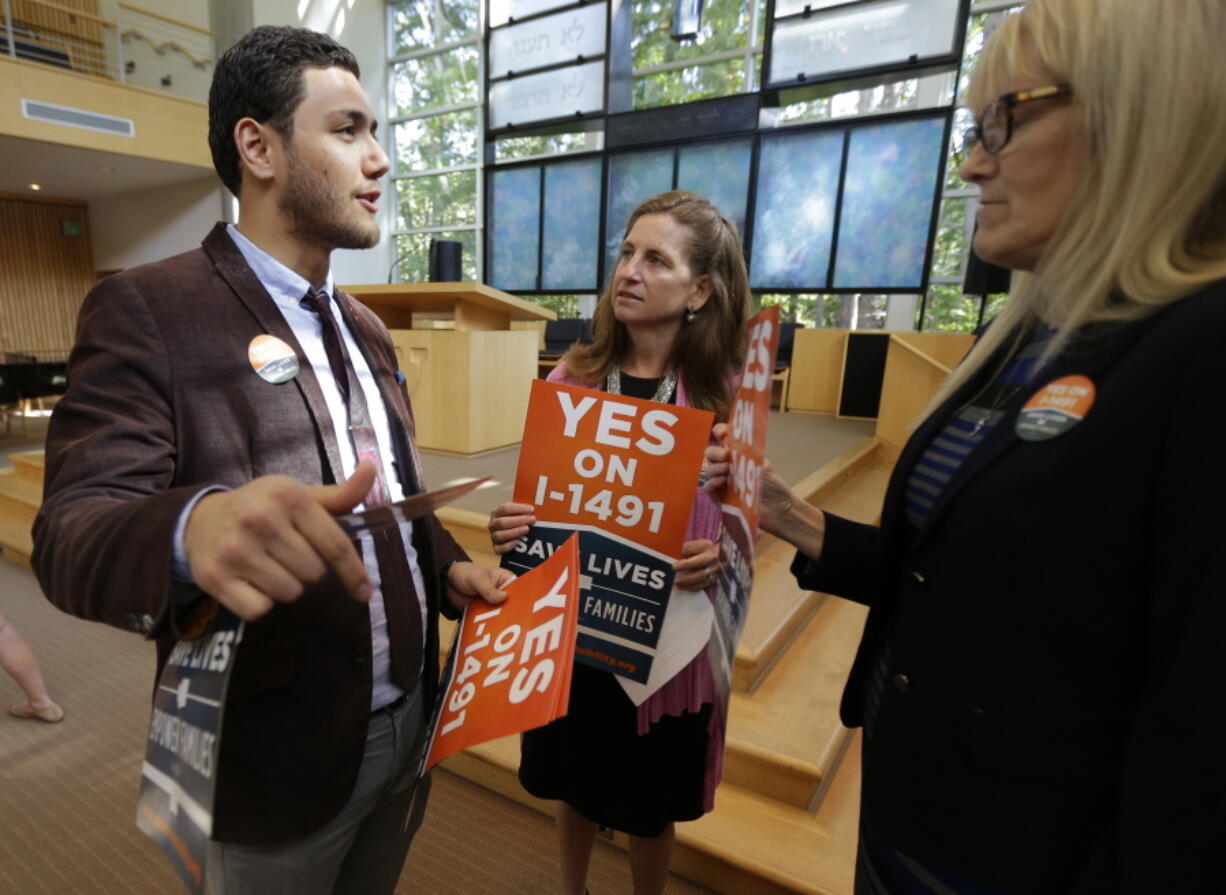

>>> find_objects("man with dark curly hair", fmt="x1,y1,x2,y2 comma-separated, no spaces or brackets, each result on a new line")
34,25,511,893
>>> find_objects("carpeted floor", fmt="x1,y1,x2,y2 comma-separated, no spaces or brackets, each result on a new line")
0,558,715,894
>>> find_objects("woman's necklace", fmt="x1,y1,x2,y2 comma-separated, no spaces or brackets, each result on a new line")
606,363,677,403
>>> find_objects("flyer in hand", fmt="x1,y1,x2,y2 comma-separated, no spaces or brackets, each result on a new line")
502,379,713,683
424,532,580,770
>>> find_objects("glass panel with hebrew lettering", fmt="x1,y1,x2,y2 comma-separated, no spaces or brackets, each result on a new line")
542,159,602,291
768,0,960,87
833,116,946,289
489,166,542,291
749,129,843,289
604,149,675,276
676,139,753,240
488,60,605,130
489,3,606,79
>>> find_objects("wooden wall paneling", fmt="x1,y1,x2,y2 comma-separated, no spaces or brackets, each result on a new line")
389,329,537,454
0,197,94,356
786,329,846,413
0,56,212,168
890,331,974,371
875,336,955,463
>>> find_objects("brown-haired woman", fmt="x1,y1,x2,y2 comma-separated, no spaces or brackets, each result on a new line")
488,190,751,894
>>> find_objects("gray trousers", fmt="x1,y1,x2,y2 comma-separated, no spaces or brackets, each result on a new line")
206,685,431,895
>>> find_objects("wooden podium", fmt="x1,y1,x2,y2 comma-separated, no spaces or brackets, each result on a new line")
343,283,556,455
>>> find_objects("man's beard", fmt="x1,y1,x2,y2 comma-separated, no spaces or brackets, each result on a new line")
279,148,379,251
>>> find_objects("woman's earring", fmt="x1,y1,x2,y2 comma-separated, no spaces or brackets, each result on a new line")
685,308,697,323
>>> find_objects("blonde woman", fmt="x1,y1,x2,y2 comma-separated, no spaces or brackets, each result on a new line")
489,191,750,895
706,1,1226,891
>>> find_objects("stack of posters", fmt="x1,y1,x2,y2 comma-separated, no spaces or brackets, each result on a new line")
500,380,713,688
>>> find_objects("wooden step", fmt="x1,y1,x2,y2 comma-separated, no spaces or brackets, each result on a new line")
732,438,879,694
8,450,45,484
0,511,33,568
442,732,860,895
724,592,866,809
0,468,41,530
817,455,891,525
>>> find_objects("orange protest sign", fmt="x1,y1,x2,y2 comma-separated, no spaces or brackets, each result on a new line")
709,306,781,718
512,380,714,557
722,306,780,536
424,534,580,771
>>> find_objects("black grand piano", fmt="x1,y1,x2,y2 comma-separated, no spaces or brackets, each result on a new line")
0,353,68,435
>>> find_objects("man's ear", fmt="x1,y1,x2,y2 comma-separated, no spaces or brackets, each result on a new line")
234,117,279,186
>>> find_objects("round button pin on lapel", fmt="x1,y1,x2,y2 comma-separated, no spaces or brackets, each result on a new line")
248,334,300,384
1015,374,1096,441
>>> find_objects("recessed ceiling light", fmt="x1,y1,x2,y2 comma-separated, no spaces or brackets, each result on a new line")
29,183,41,191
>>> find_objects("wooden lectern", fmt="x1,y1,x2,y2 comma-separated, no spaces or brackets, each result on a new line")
343,282,556,455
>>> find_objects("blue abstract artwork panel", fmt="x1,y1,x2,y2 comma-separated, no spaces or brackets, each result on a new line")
677,139,753,241
604,149,675,278
542,159,602,291
749,129,844,289
489,166,541,290
833,116,945,289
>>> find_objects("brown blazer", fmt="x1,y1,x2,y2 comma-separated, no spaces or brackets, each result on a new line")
32,223,467,845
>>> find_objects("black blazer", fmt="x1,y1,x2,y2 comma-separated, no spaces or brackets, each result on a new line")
34,223,467,845
794,279,1226,892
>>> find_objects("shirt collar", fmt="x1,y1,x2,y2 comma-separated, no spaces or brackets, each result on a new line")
225,223,335,307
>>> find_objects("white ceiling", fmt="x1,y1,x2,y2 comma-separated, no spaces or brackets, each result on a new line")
0,134,215,202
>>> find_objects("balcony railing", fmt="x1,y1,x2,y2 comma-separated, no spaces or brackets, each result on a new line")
1,0,213,102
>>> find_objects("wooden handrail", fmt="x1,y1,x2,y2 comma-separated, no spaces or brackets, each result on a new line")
13,0,116,28
118,2,211,37
888,334,954,375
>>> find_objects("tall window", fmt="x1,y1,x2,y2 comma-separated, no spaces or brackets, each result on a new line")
922,0,1027,331
631,0,766,109
385,0,1025,332
388,0,484,282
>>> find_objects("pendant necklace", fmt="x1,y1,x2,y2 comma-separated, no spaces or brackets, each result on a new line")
607,363,677,403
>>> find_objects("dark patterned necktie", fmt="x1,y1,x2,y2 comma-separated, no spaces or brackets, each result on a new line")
301,288,422,692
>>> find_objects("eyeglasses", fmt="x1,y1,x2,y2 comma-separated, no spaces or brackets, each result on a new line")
959,83,1073,157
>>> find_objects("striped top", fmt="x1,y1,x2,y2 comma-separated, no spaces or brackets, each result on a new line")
903,329,1054,529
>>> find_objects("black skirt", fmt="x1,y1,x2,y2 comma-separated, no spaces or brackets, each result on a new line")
519,662,711,838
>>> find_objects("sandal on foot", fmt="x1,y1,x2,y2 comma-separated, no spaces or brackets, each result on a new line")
8,702,65,723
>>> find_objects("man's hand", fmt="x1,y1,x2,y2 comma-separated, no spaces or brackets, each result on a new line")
184,462,377,621
446,562,515,613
